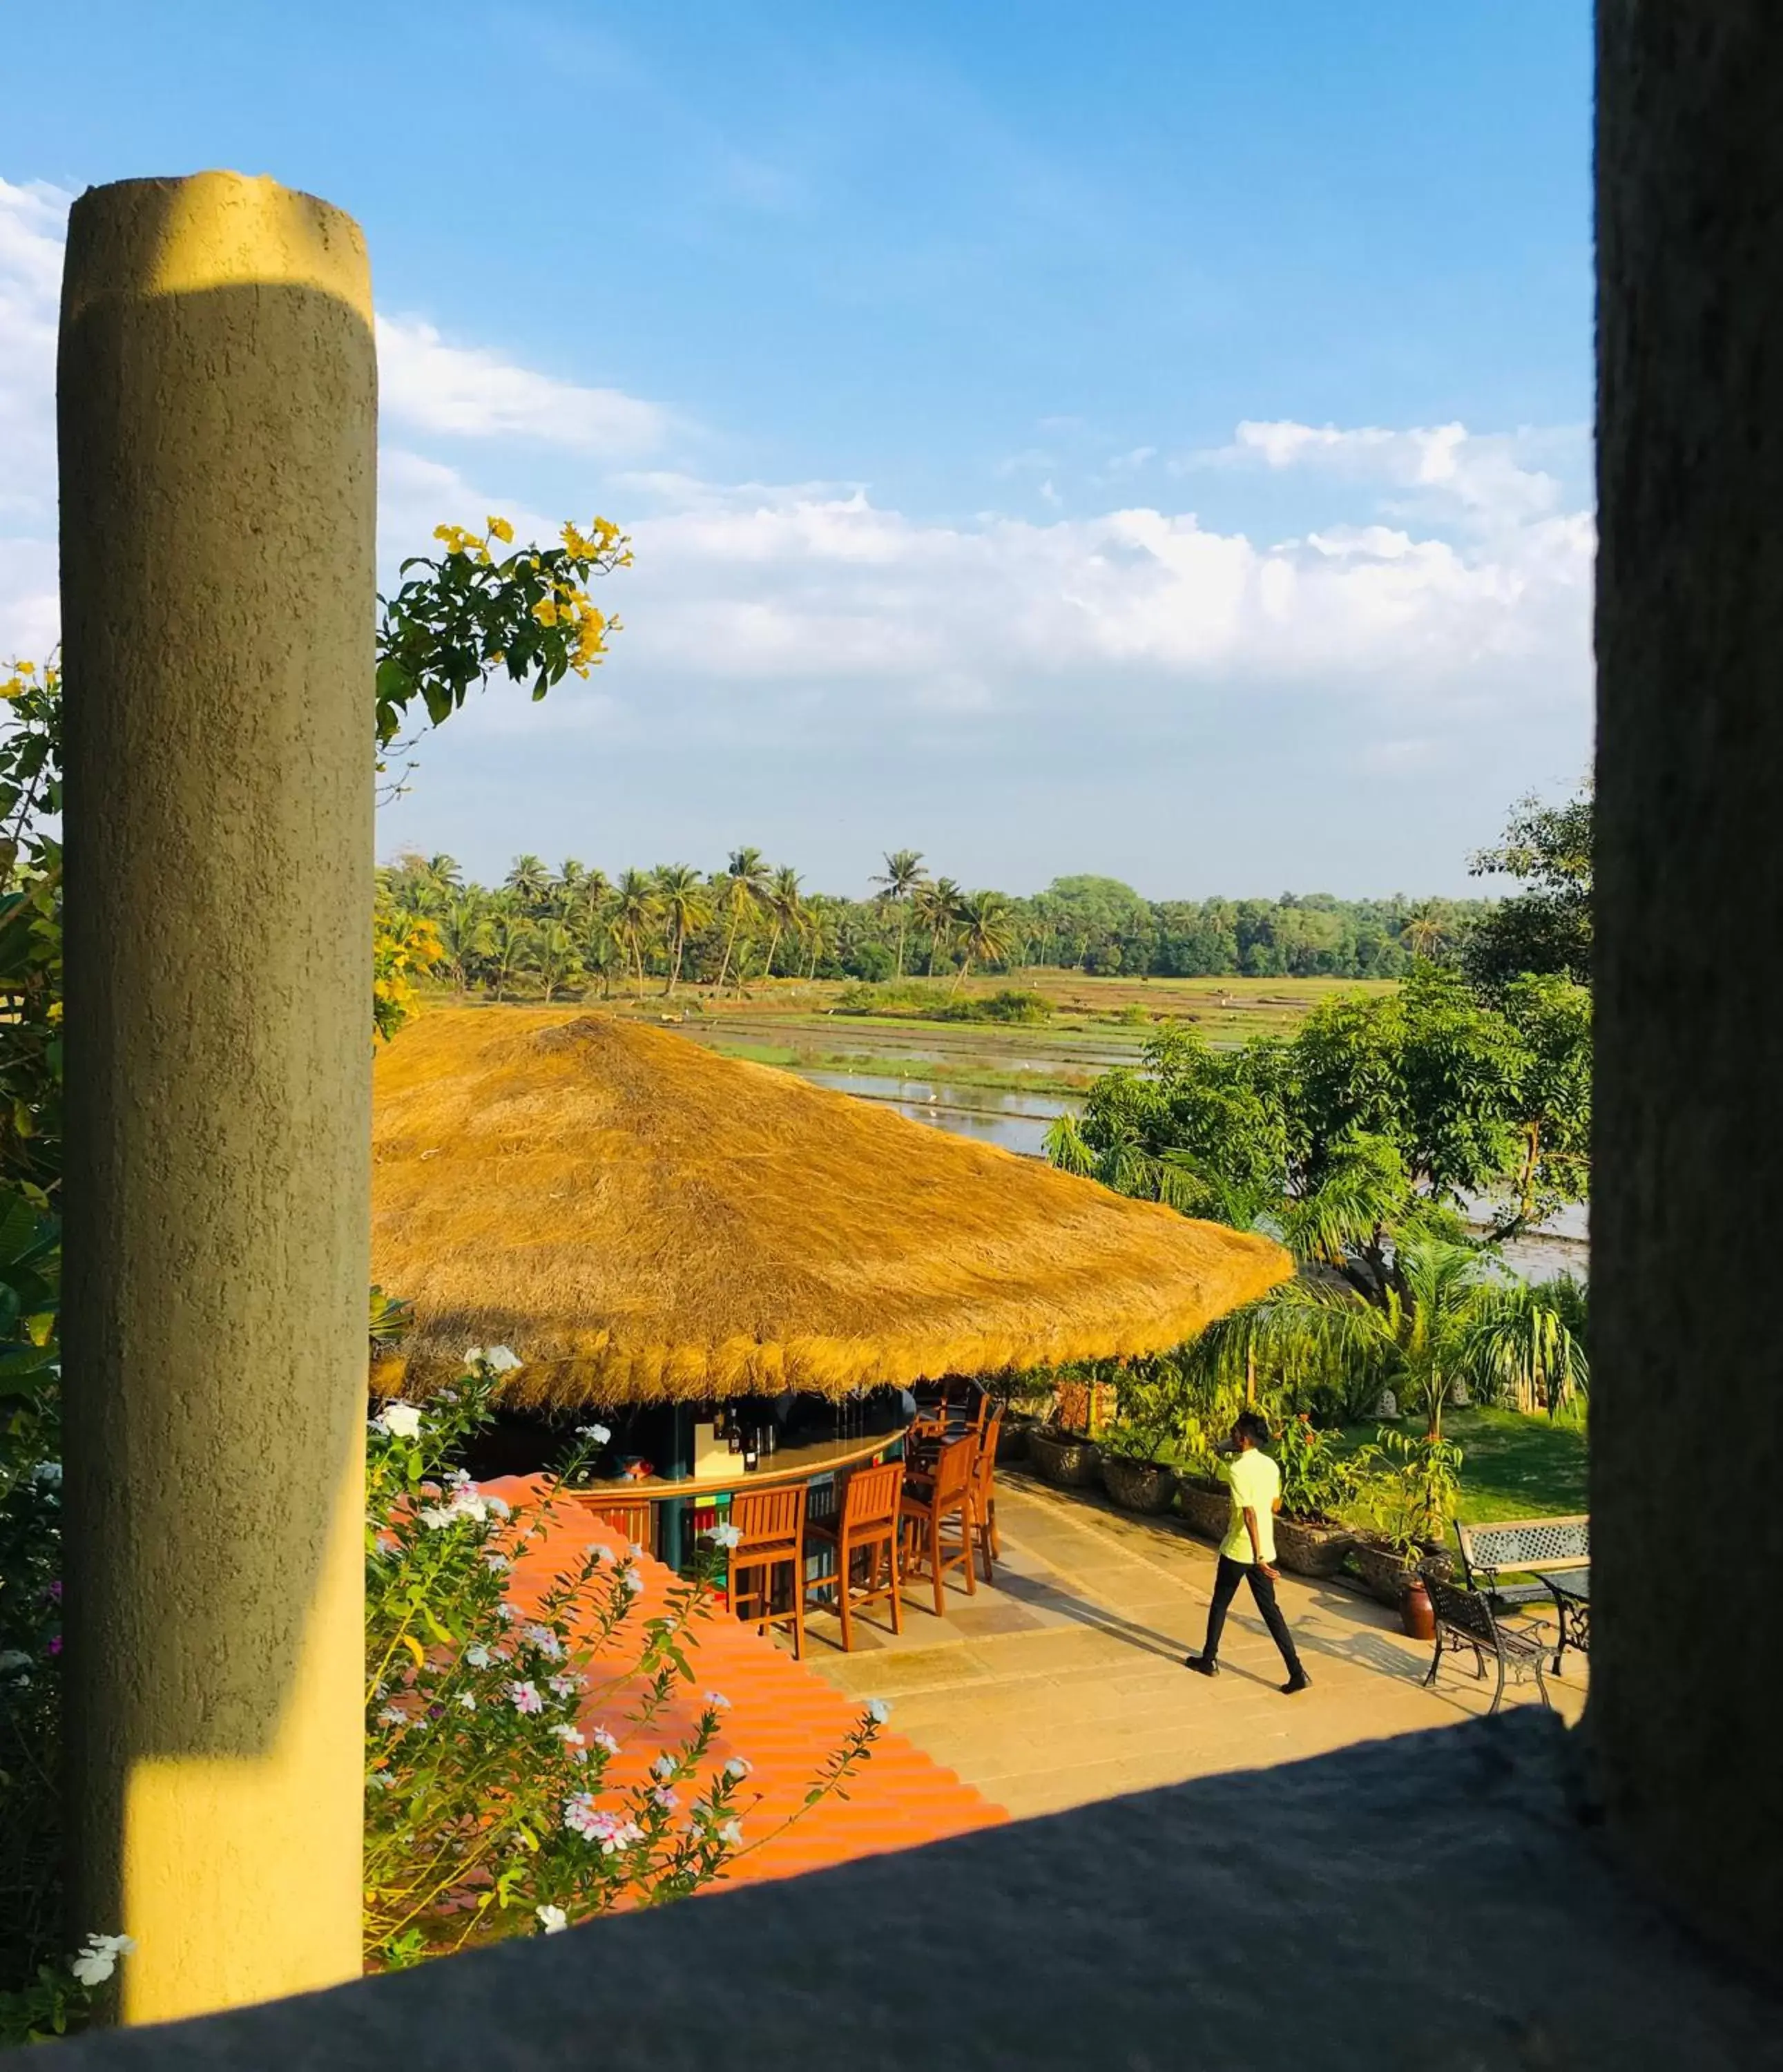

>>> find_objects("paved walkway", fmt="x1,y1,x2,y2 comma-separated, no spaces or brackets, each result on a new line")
800,1469,1586,1820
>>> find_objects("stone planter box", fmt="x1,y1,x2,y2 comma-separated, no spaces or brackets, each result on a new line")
1026,1430,1102,1488
1350,1537,1454,1606
1099,1457,1178,1515
1175,1477,1231,1543
995,1414,1034,1465
1273,1515,1358,1580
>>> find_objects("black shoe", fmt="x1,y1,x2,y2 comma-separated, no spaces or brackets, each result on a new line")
1282,1669,1311,1695
1184,1655,1220,1678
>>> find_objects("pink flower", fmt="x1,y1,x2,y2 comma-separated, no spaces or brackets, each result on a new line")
562,1797,644,1854
508,1680,543,1714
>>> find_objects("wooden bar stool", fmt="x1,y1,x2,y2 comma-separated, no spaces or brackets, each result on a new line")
578,1495,653,1553
807,1460,904,1651
900,1435,977,1616
728,1484,808,1659
970,1406,1003,1581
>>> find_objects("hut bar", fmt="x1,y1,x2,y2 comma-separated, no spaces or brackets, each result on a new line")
372,1009,1289,1565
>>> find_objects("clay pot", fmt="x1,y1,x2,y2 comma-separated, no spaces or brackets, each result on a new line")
1273,1515,1358,1580
1400,1573,1436,1641
1025,1430,1102,1489
1099,1457,1178,1515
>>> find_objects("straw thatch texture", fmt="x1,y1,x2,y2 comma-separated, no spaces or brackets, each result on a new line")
372,1008,1290,1408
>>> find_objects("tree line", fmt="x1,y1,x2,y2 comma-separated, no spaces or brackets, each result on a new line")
377,847,1498,1001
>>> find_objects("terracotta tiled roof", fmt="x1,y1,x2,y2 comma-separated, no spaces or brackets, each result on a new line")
488,1477,1007,1891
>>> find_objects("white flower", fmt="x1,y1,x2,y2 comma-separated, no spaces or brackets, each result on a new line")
497,1603,520,1622
619,1567,646,1596
508,1680,543,1715
702,1691,732,1711
588,1543,614,1566
367,1769,393,1792
723,1756,751,1781
31,1460,61,1485
708,1522,742,1551
562,1798,643,1853
483,1552,512,1573
373,1401,423,1441
535,1904,568,1935
552,1724,585,1747
485,1345,523,1372
866,1698,892,1726
522,1624,566,1661
485,1493,512,1519
419,1506,454,1530
588,1725,621,1758
70,1932,135,1988
576,1423,612,1446
465,1644,493,1670
651,1754,676,1780
718,1819,745,1848
378,1705,407,1728
652,1785,680,1810
463,1346,486,1367
628,1542,648,1563
456,1691,477,1711
548,1672,586,1699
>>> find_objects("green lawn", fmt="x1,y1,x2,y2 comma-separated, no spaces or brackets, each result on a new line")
1340,1406,1588,1525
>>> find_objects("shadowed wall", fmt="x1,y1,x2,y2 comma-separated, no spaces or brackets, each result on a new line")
1594,1,1783,1975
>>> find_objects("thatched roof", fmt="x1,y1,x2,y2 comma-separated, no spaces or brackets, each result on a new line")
371,1008,1290,1408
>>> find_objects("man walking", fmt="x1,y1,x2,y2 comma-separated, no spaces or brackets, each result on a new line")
1185,1411,1311,1694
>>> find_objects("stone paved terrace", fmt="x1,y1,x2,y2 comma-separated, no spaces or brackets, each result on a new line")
800,1466,1586,1816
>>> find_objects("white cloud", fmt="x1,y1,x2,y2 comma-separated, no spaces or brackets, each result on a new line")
1182,417,1583,533
375,314,666,456
0,180,68,655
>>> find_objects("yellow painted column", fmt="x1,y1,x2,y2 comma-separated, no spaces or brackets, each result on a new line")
58,174,376,2022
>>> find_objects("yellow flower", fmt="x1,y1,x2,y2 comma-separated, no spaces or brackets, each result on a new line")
14,660,35,676
561,521,592,559
532,598,561,626
487,515,514,544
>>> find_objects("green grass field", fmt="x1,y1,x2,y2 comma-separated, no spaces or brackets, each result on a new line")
1340,1405,1589,1526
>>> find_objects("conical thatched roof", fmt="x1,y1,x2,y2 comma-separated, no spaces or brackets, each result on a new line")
371,1008,1290,1408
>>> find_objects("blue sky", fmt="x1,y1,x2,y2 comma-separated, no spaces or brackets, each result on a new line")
1,1,1593,896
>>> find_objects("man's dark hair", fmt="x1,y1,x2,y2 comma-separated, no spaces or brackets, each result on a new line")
1234,1410,1271,1449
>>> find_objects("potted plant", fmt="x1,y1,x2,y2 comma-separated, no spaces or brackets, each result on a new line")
1346,1427,1463,1633
1026,1423,1102,1488
1174,1462,1233,1542
1095,1363,1183,1513
1270,1414,1360,1579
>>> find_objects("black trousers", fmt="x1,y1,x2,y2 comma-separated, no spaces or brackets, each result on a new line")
1202,1554,1303,1676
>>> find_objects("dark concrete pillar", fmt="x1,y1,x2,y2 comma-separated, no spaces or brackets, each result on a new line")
59,173,376,2020
1594,4,1783,1975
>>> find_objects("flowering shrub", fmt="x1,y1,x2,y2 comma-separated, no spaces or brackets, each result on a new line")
364,1353,884,1964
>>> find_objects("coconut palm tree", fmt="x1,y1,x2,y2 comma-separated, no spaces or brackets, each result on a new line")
802,898,838,979
409,852,463,914
713,847,770,994
1402,901,1448,961
523,920,584,1004
483,899,536,1003
871,848,928,978
434,891,494,998
505,854,552,916
1189,1236,1588,1437
763,865,804,979
950,890,1016,994
653,863,713,997
608,870,659,1000
914,876,964,977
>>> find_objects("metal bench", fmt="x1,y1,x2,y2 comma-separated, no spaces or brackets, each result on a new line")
1423,1573,1555,1716
1454,1515,1590,1672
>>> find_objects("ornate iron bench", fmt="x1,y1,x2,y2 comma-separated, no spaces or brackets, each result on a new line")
1454,1515,1590,1672
1423,1573,1555,1716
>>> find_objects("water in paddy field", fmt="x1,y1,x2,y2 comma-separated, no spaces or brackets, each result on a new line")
798,1071,1075,1160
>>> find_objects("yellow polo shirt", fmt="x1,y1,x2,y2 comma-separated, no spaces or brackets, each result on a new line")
1220,1448,1280,1565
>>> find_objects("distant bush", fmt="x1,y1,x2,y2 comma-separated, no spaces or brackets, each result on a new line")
970,989,1054,1025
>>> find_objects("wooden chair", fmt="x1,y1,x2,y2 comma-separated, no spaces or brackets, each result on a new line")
578,1495,652,1552
900,1435,977,1615
728,1484,808,1660
969,1406,1003,1581
807,1461,904,1651
903,1411,949,1479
